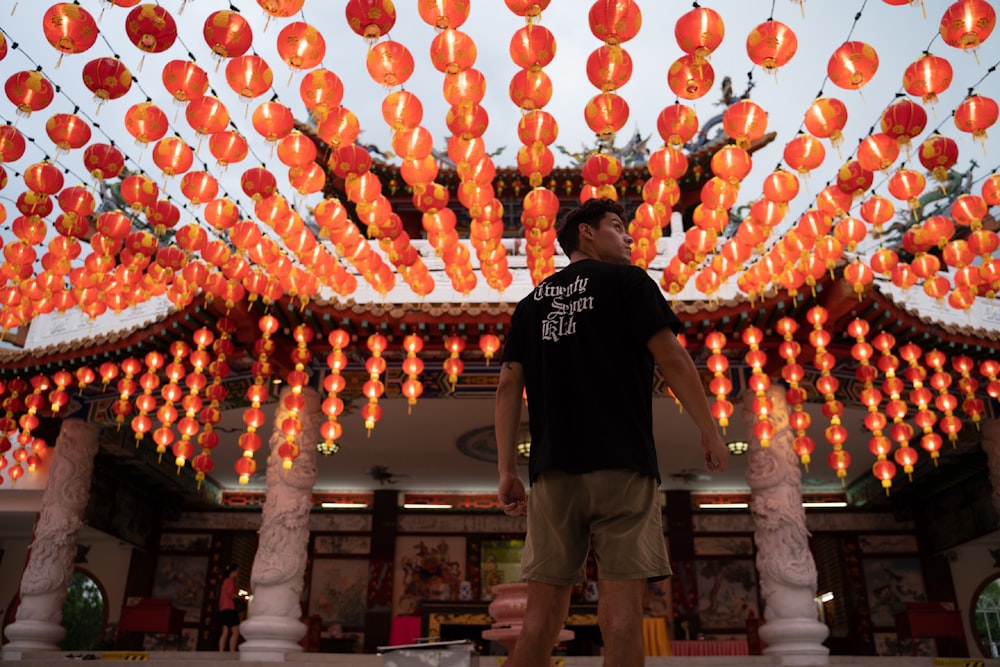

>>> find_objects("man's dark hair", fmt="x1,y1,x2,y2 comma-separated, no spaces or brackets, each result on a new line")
555,198,626,256
227,563,239,575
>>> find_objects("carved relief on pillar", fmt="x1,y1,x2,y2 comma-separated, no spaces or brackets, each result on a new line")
17,420,100,623
249,387,320,619
745,385,818,621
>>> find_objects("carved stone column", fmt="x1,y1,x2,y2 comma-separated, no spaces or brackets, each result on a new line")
745,384,829,665
2,420,100,660
239,386,320,662
983,419,1000,519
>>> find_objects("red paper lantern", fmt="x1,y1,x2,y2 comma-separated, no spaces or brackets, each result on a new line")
82,143,125,180
762,169,800,204
918,134,959,183
667,54,714,100
711,145,752,185
939,0,995,53
584,93,629,140
508,68,552,113
746,19,797,72
827,41,879,90
880,97,928,148
161,60,208,103
209,131,249,167
783,134,826,175
381,91,423,132
43,3,99,56
722,100,767,149
277,22,326,70
418,0,470,29
125,4,178,54
316,106,361,147
517,110,559,147
804,97,848,147
153,136,194,176
431,29,477,74
367,41,415,87
5,71,55,116
903,53,953,105
256,0,304,18
180,171,219,205
509,24,556,72
346,0,396,39
983,173,1000,205
954,94,998,143
45,113,91,151
241,167,277,201
675,6,725,63
586,45,633,92
225,55,273,101
857,133,900,172
82,57,132,103
656,104,698,147
124,102,168,144
588,0,642,45
252,101,294,142
203,10,252,59
186,96,230,136
300,69,344,122
24,162,64,195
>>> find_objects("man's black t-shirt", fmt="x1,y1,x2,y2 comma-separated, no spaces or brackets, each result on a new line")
501,259,682,483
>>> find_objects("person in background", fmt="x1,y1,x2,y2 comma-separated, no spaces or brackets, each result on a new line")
218,563,241,652
494,198,729,667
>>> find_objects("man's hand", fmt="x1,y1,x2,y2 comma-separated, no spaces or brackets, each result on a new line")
701,431,729,473
498,472,527,516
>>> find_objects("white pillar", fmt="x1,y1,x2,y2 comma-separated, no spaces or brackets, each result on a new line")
239,386,320,662
3,420,100,660
745,384,830,665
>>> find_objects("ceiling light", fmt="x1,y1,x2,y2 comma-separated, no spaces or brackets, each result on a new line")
726,440,749,455
802,501,848,508
698,502,749,509
321,502,368,509
516,440,531,458
403,503,453,509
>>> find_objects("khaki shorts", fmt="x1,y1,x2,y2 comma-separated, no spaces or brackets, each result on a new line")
520,469,671,585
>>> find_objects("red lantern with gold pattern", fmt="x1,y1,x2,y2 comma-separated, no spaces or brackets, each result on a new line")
241,167,277,201
317,106,362,147
667,55,714,100
509,68,553,111
762,169,800,204
581,153,621,187
119,175,158,214
83,143,125,180
723,100,767,150
510,24,556,72
903,53,953,105
0,126,26,163
5,71,55,117
857,133,900,172
24,162,64,195
203,10,252,60
888,167,926,208
256,0,304,17
418,0,470,29
124,102,168,145
517,110,559,147
828,41,879,90
836,161,874,198
517,144,555,187
82,57,132,103
585,93,629,140
162,60,208,104
329,144,373,180
783,134,826,175
43,3,99,56
381,91,423,131
939,0,995,53
367,41,415,87
588,0,642,45
153,136,194,177
918,134,959,184
982,173,1000,205
289,163,326,196
300,69,344,123
209,131,249,167
431,29,477,74
444,69,487,110
46,113,91,151
711,145,752,185
277,21,326,71
346,0,397,39
276,131,317,168
954,94,998,143
125,4,178,54
675,6,725,63
186,96,230,136
656,104,698,147
880,97,927,149
252,101,294,142
586,45,633,92
861,195,895,230
225,55,273,101
446,104,489,140
804,97,848,147
180,172,219,206
746,19,797,73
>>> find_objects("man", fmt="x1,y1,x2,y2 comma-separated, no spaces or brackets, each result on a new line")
494,198,728,667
